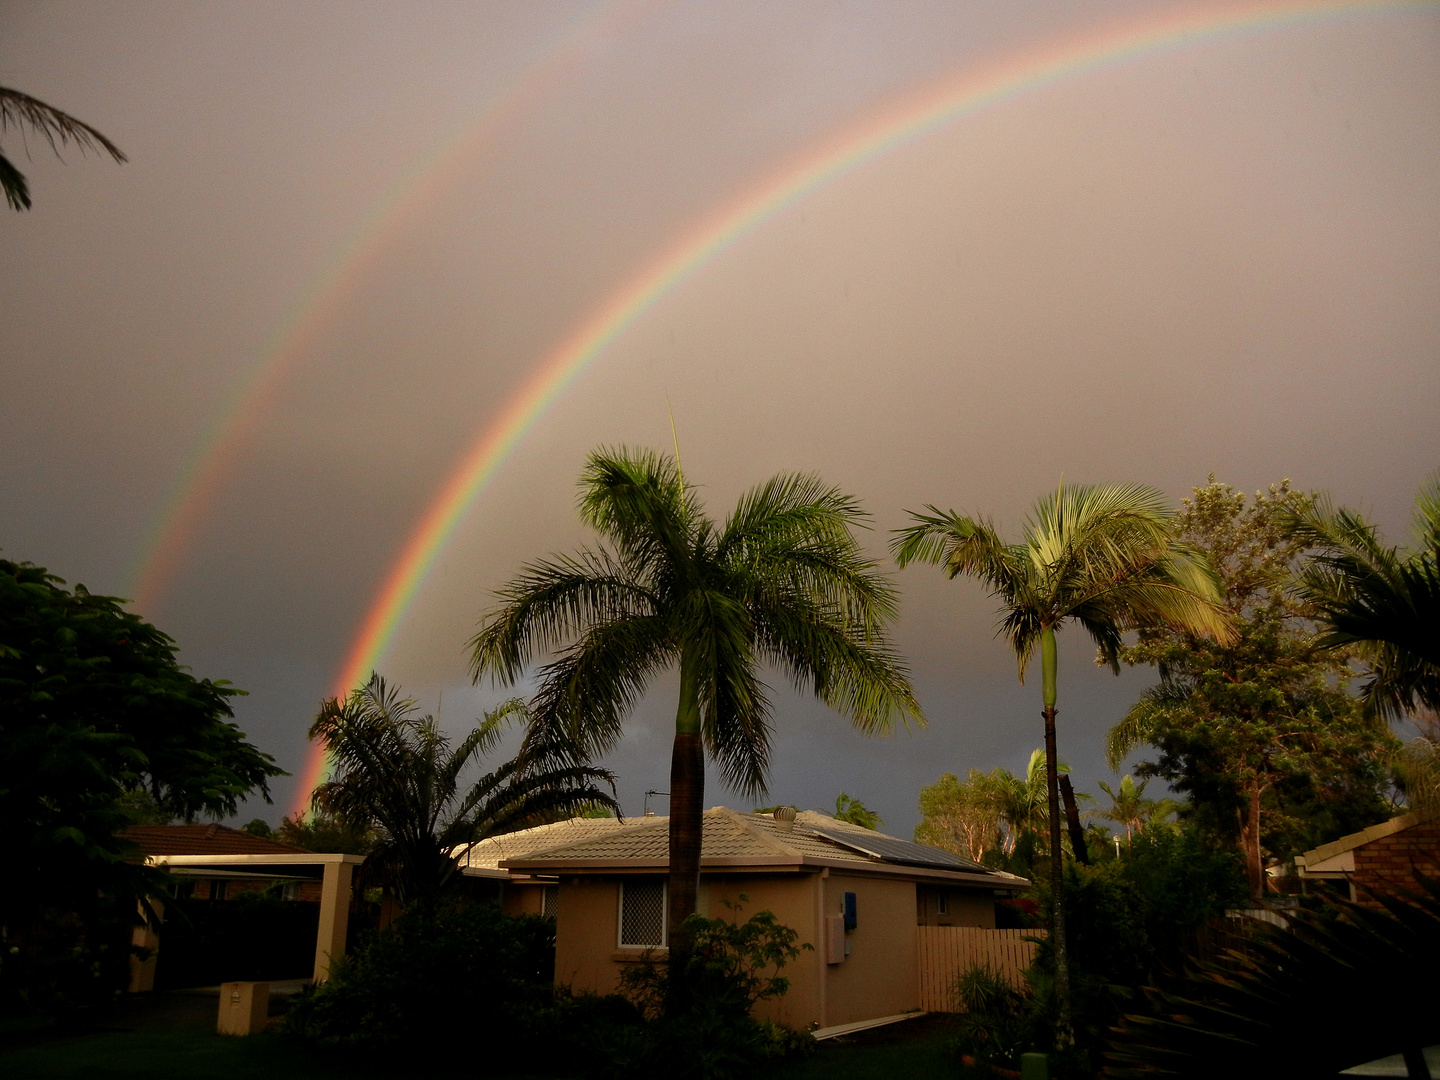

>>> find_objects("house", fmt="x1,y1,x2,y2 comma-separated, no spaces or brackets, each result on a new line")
1294,811,1440,906
499,807,1029,1031
452,815,634,917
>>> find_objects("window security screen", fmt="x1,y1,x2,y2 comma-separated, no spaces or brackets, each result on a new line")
620,880,666,947
542,886,559,919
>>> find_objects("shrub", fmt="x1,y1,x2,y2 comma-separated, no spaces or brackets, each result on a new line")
611,902,815,1080
285,904,554,1067
949,964,1040,1072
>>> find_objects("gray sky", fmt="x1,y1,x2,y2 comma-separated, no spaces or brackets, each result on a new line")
4,1,1438,833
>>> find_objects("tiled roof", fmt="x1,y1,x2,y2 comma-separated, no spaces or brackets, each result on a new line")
510,808,875,867
121,824,313,857
503,807,1026,887
453,817,634,871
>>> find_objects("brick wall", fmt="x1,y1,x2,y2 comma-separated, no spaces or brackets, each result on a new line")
1352,818,1440,907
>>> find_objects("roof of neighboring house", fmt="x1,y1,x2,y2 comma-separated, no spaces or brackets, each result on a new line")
1296,812,1422,875
120,823,313,858
500,807,1029,889
453,817,634,878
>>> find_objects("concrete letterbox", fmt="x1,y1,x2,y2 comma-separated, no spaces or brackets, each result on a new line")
217,981,269,1036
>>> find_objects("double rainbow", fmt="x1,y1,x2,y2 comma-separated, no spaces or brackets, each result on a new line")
160,0,1426,817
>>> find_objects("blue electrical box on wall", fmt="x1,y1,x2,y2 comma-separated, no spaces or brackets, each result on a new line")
843,891,857,930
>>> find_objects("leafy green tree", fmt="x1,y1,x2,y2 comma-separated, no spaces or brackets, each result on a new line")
1286,473,1440,720
275,809,380,855
471,448,921,956
893,483,1232,1045
915,750,1066,863
833,792,881,830
310,674,617,910
0,558,281,1009
1,87,126,211
1107,481,1396,896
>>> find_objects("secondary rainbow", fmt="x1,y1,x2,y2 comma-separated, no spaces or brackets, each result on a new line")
297,0,1436,813
127,0,644,612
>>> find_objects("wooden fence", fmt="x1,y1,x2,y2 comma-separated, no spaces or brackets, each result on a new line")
916,926,1044,1012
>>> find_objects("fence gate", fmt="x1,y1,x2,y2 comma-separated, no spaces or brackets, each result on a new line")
916,926,1043,1012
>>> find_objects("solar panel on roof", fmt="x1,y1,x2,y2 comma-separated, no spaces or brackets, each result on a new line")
804,826,991,873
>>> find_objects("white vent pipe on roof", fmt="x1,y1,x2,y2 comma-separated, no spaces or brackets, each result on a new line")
773,806,797,832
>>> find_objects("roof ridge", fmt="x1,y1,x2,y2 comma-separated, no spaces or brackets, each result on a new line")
716,808,805,857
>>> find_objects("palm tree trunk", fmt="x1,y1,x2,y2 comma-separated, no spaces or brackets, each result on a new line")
1041,626,1074,1049
667,650,704,961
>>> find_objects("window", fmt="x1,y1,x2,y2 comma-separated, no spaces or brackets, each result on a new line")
541,886,559,919
937,891,948,915
618,880,667,948
281,882,300,902
210,880,228,901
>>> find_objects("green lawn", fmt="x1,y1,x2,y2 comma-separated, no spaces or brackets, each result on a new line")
0,1012,962,1079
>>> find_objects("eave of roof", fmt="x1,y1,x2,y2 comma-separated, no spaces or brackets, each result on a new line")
1298,812,1421,869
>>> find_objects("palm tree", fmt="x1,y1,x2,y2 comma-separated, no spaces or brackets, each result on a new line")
1,87,126,211
470,447,922,955
310,674,618,911
892,482,1232,1045
834,792,882,830
1095,774,1178,846
1286,474,1440,721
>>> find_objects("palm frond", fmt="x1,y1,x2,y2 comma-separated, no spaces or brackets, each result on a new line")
526,614,674,762
469,548,658,682
577,446,696,569
0,87,127,211
1105,682,1192,770
1287,482,1440,717
719,472,866,557
308,673,617,906
892,507,1028,595
1104,877,1440,1076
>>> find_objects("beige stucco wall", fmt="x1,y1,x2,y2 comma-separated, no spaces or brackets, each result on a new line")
552,869,949,1030
552,871,824,1028
702,873,822,1031
553,876,625,994
822,873,920,1026
916,885,996,928
501,882,545,918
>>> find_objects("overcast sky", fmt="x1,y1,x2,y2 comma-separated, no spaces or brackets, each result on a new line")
4,1,1438,833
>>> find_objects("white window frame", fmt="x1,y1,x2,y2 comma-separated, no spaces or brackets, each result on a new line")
617,878,668,949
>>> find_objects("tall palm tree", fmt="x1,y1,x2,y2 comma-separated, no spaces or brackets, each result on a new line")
1286,474,1440,721
892,482,1232,1045
1,87,126,211
470,448,922,955
310,674,618,911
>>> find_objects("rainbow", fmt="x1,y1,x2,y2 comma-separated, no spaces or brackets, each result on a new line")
127,0,647,612
298,0,1435,814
